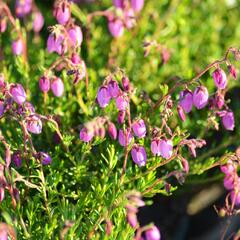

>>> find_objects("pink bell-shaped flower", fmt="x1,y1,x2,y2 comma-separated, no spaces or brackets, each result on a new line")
179,89,193,113
26,115,42,134
118,128,133,146
221,111,235,131
80,127,94,143
145,225,161,240
39,76,50,93
132,119,146,138
33,11,44,33
108,80,119,98
10,84,26,105
97,86,111,108
51,77,64,97
108,19,124,38
159,139,173,159
131,144,147,167
68,25,83,47
12,39,24,55
193,86,209,109
212,68,227,89
131,0,144,12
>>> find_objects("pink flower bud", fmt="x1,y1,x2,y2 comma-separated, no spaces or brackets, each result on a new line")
118,111,125,124
15,0,32,17
212,68,227,89
33,11,44,33
108,122,117,140
228,65,237,80
12,39,24,55
53,3,71,25
108,80,119,98
230,190,240,206
179,89,193,113
145,225,161,240
12,151,22,168
39,152,52,165
223,175,234,190
131,145,147,167
39,76,50,93
181,158,189,173
122,77,130,91
51,77,64,97
68,25,83,47
193,86,209,109
131,0,144,12
177,105,186,122
151,139,161,156
0,187,5,203
159,139,173,159
26,115,42,134
0,18,7,33
116,94,129,111
10,84,26,105
118,128,133,146
71,53,81,64
47,34,66,55
112,0,124,8
97,86,111,108
80,127,94,142
220,161,235,175
132,119,146,138
215,93,224,109
127,210,138,228
221,111,234,131
108,19,124,38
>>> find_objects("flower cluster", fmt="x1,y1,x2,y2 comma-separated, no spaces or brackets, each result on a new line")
107,0,144,37
221,160,240,207
125,192,161,240
177,64,236,131
40,0,86,98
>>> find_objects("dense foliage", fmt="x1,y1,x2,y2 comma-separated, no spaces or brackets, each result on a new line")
0,0,240,239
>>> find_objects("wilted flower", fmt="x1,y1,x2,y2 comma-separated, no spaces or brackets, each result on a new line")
145,225,161,240
179,89,193,113
193,86,209,109
97,86,111,108
132,119,146,138
12,151,22,168
212,68,227,89
131,144,147,167
26,115,42,134
10,84,26,105
215,92,224,109
12,39,24,55
32,11,44,33
51,77,64,97
118,128,133,146
80,127,94,142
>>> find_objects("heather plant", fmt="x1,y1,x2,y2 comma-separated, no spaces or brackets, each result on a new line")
0,0,240,239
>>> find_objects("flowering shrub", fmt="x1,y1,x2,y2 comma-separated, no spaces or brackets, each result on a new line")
0,0,240,239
